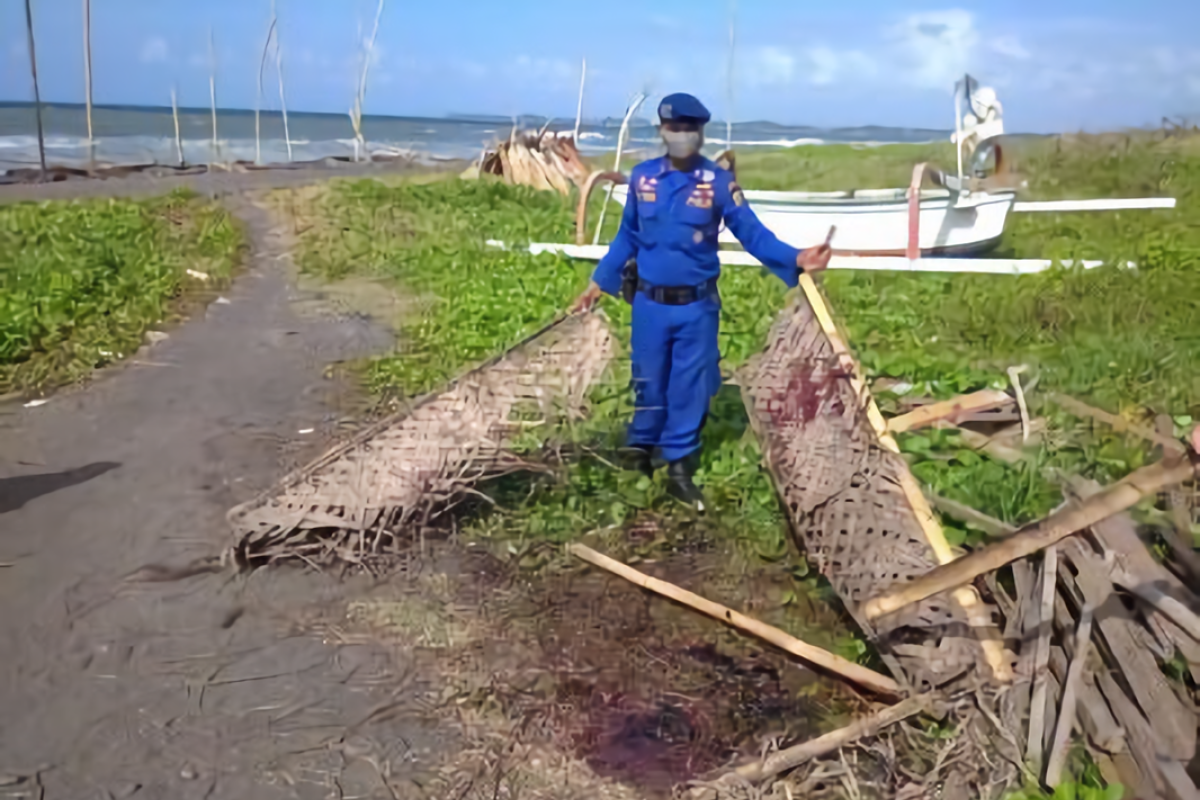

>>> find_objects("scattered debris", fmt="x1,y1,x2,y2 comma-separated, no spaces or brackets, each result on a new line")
23,399,47,408
470,130,591,196
186,269,210,281
144,330,169,345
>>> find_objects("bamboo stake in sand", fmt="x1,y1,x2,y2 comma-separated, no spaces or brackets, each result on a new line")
862,455,1200,621
567,543,902,697
797,272,1013,683
573,58,586,142
729,692,937,783
276,43,293,162
170,87,183,167
255,15,278,164
350,0,385,162
83,0,94,166
208,27,219,163
23,0,47,178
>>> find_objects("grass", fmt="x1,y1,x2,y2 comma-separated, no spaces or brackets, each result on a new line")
0,188,242,395
278,135,1200,793
729,135,1200,537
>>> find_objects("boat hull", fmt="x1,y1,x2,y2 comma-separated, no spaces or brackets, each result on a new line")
610,185,1016,256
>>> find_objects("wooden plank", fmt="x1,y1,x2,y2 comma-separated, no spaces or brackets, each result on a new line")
1097,669,1200,800
1060,538,1196,762
1064,477,1200,682
1048,646,1125,755
1027,547,1058,770
1046,604,1095,788
888,390,1016,432
862,456,1200,621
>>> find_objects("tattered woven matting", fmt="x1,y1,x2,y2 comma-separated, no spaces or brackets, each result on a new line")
740,297,995,691
227,312,616,567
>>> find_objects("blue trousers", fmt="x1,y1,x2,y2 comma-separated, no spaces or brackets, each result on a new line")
627,292,722,463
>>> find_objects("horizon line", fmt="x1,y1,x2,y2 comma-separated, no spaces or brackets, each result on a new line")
0,99,959,133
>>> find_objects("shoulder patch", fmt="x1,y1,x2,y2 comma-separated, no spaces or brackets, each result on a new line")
730,182,746,207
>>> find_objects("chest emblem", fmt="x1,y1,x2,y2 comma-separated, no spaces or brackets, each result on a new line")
686,183,714,209
637,175,658,204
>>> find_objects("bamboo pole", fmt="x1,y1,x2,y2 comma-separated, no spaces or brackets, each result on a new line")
592,91,647,245
886,389,1014,434
83,0,94,167
861,455,1200,621
573,58,586,142
170,87,183,167
209,27,219,163
276,43,292,162
351,0,385,162
1025,547,1057,771
725,0,737,150
255,16,278,164
23,0,47,178
567,543,902,697
730,692,937,783
796,272,1013,682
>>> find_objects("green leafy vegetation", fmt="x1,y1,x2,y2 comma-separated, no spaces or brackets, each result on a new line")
281,133,1200,717
0,189,242,394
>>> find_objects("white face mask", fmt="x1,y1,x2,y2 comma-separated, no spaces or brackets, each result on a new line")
662,129,704,159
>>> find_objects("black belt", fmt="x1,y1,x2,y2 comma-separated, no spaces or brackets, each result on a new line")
637,278,718,306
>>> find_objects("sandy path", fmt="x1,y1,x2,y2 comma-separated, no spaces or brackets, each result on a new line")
0,188,454,798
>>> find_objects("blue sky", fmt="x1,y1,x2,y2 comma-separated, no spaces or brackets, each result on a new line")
3,0,1199,133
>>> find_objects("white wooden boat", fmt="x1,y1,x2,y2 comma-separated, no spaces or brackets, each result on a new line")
584,75,1176,258
610,183,1017,256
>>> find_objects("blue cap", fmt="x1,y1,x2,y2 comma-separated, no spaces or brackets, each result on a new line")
658,93,711,125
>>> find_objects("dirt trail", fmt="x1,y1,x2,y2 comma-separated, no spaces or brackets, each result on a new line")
0,192,452,799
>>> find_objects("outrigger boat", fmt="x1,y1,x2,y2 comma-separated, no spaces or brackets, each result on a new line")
551,76,1175,265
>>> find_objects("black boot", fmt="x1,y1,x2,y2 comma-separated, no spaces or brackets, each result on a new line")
617,445,655,478
666,455,707,512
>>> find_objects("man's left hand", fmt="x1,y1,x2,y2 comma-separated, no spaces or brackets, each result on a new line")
798,244,832,274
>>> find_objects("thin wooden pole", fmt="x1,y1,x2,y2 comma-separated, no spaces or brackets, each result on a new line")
83,0,94,167
276,43,292,162
209,27,219,163
170,87,183,167
23,0,47,178
725,0,737,150
351,0,385,162
255,16,278,164
568,543,903,697
573,58,586,143
731,692,937,783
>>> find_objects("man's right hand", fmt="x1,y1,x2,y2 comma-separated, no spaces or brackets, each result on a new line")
798,244,833,274
572,282,603,314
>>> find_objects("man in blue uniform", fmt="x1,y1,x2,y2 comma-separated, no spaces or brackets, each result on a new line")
572,92,831,510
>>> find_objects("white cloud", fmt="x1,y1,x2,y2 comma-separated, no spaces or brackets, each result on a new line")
888,10,979,89
140,36,169,64
747,46,795,87
989,35,1030,61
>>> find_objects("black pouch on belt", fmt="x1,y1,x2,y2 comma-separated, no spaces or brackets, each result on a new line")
620,259,639,304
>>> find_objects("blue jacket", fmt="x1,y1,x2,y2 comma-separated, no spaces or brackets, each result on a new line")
591,156,803,297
